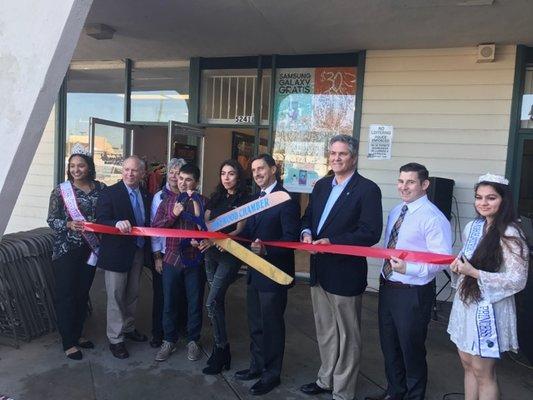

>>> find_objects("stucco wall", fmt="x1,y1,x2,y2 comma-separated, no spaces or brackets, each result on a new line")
5,108,56,233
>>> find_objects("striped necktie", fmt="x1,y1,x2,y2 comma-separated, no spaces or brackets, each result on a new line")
382,205,408,279
130,190,145,248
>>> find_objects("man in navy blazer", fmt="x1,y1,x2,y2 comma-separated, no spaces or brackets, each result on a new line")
299,135,383,400
96,155,152,359
234,153,300,396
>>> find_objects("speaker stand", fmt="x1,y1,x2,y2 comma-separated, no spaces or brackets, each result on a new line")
432,270,451,321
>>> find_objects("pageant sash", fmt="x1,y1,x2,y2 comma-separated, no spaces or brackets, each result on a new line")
476,301,500,358
462,218,485,259
462,218,500,358
60,182,100,266
206,191,290,232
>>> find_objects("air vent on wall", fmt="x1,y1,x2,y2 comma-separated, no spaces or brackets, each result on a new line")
476,44,495,63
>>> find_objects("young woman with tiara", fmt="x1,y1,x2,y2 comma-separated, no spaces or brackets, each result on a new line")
448,173,529,399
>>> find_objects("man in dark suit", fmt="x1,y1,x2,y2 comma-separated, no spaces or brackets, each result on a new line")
234,153,300,396
299,134,383,400
96,155,152,359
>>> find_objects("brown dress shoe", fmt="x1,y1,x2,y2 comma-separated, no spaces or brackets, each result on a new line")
109,342,129,359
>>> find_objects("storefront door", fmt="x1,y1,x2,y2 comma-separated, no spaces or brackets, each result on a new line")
89,117,205,188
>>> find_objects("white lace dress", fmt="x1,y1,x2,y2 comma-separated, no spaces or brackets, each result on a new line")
447,223,529,355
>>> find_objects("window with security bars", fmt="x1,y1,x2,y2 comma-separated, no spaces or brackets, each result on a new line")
200,69,271,125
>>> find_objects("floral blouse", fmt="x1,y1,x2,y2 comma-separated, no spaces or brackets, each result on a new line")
47,181,105,260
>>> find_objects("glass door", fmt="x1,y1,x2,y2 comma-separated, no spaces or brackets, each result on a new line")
89,117,132,186
90,118,206,189
168,121,206,190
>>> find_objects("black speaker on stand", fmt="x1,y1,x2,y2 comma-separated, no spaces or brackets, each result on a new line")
427,177,455,221
428,177,455,320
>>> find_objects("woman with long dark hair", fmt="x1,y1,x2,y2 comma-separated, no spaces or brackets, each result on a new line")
448,173,529,399
47,151,105,360
199,159,250,374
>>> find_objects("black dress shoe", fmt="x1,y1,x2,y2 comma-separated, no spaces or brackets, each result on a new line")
109,342,129,359
365,393,397,400
150,337,163,348
78,340,95,349
234,368,262,381
250,378,280,396
66,350,83,360
300,382,332,395
124,329,147,342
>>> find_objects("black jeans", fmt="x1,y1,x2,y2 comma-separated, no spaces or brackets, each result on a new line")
204,248,241,348
53,245,96,351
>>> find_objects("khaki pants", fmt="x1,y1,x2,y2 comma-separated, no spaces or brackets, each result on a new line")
311,284,362,400
104,248,144,344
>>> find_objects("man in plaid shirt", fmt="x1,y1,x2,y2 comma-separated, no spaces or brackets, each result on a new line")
152,163,207,362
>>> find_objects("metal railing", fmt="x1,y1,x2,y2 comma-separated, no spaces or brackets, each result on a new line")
0,228,56,348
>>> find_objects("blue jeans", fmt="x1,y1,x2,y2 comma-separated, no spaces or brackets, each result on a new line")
162,262,203,342
204,248,241,347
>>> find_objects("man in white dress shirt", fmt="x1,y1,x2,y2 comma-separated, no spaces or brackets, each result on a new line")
366,163,452,400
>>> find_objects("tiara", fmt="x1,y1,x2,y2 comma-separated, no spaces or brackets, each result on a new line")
478,173,509,185
71,143,91,156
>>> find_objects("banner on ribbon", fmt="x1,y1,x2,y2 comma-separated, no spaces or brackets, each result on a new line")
207,191,290,232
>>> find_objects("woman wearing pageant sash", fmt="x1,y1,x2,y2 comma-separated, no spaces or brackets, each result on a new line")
47,151,105,360
447,173,529,399
199,159,250,374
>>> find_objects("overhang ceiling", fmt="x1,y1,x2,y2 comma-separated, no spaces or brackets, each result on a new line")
73,0,533,61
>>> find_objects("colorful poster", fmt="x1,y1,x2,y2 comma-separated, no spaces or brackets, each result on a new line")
273,67,356,193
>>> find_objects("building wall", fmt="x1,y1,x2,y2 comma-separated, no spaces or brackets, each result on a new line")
358,46,516,294
5,107,56,233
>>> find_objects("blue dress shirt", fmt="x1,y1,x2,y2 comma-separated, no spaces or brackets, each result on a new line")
316,173,354,234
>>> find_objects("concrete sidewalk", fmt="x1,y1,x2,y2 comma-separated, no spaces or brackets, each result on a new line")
1,269,532,400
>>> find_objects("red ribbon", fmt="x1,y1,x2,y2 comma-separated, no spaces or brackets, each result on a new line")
84,222,454,265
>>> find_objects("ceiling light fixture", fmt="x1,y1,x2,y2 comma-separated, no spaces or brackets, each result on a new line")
457,0,494,6
84,23,116,40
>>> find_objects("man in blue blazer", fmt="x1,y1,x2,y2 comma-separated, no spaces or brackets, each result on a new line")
234,153,300,396
299,135,383,400
96,155,152,359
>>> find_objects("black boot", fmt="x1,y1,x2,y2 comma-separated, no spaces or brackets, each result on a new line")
202,344,230,374
206,346,216,365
